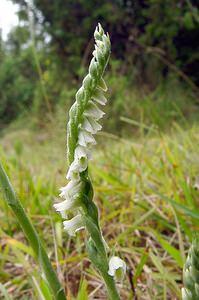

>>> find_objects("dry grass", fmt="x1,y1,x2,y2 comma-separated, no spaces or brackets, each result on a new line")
0,121,199,299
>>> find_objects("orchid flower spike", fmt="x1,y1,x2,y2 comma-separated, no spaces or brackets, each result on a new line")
54,24,124,300
53,23,110,235
108,256,126,281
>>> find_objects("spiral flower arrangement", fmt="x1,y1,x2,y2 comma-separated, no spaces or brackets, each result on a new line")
54,24,125,300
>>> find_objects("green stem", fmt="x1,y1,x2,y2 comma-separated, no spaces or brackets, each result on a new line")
0,162,66,300
84,210,121,300
102,271,121,300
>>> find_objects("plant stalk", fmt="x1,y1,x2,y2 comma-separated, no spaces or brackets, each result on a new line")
84,202,121,300
0,162,66,300
102,271,121,300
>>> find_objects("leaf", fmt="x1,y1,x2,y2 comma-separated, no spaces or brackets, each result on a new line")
156,192,199,221
5,237,34,257
153,231,183,267
133,249,149,285
149,251,181,297
75,280,88,300
0,283,13,300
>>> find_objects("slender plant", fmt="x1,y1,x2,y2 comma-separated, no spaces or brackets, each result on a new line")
54,23,126,300
0,163,66,300
182,235,199,300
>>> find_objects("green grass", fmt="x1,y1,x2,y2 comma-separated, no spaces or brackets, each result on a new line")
0,117,199,299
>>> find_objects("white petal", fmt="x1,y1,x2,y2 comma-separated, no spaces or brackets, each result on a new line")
92,50,97,58
60,210,68,219
92,89,107,105
102,34,110,51
96,40,104,49
59,180,81,199
97,23,104,35
82,117,102,134
97,78,107,92
66,146,90,179
181,288,192,299
53,197,76,214
94,23,103,39
108,256,126,281
75,145,88,159
95,45,103,62
63,214,85,236
54,180,82,218
78,129,96,147
66,160,80,180
76,144,92,160
84,101,105,120
74,145,88,170
89,58,98,78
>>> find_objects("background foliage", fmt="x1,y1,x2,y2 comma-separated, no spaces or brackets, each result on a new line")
0,0,199,128
1,1,199,299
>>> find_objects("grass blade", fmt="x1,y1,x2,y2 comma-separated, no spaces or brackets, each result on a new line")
0,283,13,300
0,162,66,300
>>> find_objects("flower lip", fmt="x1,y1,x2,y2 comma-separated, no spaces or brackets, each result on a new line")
82,117,102,134
53,196,77,214
59,180,81,198
66,160,81,181
92,89,107,106
75,145,89,160
108,256,126,281
67,147,88,177
78,129,96,147
63,214,85,236
84,101,105,120
98,77,107,92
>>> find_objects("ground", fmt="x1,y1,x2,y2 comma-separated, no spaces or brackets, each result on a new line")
0,120,199,299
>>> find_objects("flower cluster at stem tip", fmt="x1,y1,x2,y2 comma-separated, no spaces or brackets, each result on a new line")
54,23,126,281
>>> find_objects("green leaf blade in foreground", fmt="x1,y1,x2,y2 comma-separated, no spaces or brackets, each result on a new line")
0,162,66,300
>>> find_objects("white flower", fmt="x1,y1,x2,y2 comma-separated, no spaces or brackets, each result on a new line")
54,180,82,217
66,160,80,181
75,145,90,165
60,210,68,219
92,89,107,106
89,58,98,77
63,214,85,236
92,49,97,58
78,129,96,147
59,180,81,198
182,288,192,299
67,145,89,179
108,256,126,281
96,40,104,49
94,45,104,62
53,196,77,215
97,77,107,92
82,117,102,134
66,145,91,180
84,101,105,120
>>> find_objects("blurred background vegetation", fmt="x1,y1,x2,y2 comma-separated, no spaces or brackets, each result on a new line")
1,1,199,299
0,0,199,132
